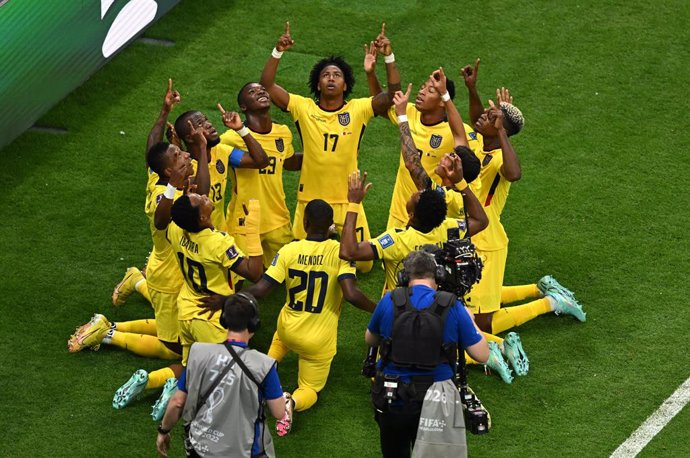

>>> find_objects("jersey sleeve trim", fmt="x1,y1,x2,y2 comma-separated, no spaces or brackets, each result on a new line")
262,273,282,286
337,273,357,282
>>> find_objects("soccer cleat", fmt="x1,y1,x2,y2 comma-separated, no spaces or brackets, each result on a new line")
503,332,529,376
113,369,149,409
538,275,577,302
67,314,111,353
485,341,513,384
112,267,144,306
549,291,586,322
151,377,178,421
276,392,293,437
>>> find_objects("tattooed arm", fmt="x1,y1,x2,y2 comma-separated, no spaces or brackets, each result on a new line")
394,85,431,190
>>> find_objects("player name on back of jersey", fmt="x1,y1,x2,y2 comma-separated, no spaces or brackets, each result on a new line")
297,254,324,266
179,235,199,254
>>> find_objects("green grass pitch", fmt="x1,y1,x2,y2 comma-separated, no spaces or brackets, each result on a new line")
1,0,689,456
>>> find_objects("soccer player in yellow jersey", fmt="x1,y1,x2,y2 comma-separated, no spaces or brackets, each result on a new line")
221,82,302,267
459,63,585,361
173,106,268,231
168,192,264,367
203,199,374,436
260,22,401,273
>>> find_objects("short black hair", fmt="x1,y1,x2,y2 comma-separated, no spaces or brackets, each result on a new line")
174,110,198,147
402,250,438,280
221,293,258,332
146,142,171,176
308,56,355,99
414,189,447,233
446,78,456,100
237,82,255,107
305,199,333,232
171,195,202,232
454,145,480,183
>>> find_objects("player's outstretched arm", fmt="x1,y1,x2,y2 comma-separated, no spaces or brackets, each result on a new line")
147,79,180,155
371,23,401,116
490,94,521,182
154,153,189,230
461,59,484,125
259,21,293,111
340,171,377,262
340,277,376,313
156,389,187,457
283,151,303,171
187,120,210,196
430,68,468,148
363,41,382,97
218,104,269,169
394,85,430,190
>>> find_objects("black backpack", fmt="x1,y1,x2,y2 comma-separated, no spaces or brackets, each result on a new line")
382,287,457,370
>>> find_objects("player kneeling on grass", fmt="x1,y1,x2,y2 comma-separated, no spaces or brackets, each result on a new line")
199,199,376,437
156,293,285,458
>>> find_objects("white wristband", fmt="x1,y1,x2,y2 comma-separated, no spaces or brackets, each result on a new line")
237,126,250,137
164,183,177,200
441,92,451,102
384,53,395,64
272,47,284,59
397,114,408,123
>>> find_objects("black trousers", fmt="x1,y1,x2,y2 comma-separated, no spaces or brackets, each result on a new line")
374,405,423,458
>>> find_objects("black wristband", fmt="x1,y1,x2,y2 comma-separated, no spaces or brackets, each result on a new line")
157,424,171,435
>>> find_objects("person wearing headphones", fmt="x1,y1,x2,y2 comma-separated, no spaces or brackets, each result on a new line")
155,293,285,458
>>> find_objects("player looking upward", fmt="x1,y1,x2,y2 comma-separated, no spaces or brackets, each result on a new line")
260,22,401,273
199,199,375,437
221,82,302,268
459,62,585,341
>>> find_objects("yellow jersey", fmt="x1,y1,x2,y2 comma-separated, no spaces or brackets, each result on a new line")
144,182,185,294
208,143,231,231
167,223,245,321
387,104,481,228
370,218,468,294
468,133,509,251
220,124,294,235
287,94,374,204
264,238,357,357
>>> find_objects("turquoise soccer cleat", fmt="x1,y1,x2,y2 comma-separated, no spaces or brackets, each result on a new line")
503,332,529,376
113,369,148,409
485,341,513,384
549,291,587,322
538,275,577,302
151,377,178,421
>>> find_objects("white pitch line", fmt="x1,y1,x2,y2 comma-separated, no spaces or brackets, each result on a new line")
610,376,690,458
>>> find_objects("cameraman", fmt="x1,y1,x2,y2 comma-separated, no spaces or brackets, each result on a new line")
155,293,285,458
366,251,489,458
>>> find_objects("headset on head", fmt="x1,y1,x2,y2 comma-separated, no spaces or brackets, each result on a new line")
220,291,261,333
396,250,446,288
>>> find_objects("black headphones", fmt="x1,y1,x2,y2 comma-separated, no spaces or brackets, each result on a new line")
396,251,446,287
220,291,261,333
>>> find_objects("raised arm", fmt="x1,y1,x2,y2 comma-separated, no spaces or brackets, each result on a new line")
283,151,303,171
218,104,269,169
259,21,294,111
340,171,377,262
461,59,484,125
371,23,401,116
340,277,376,313
394,85,430,191
490,92,521,182
363,41,382,96
430,68,468,148
146,79,180,155
153,154,188,230
439,154,488,236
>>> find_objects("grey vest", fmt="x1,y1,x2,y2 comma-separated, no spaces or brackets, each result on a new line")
183,342,277,458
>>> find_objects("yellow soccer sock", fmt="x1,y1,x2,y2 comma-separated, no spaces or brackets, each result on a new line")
292,387,318,412
501,284,541,305
135,279,152,305
110,332,180,359
491,298,552,334
146,367,176,390
482,332,504,346
115,319,157,336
